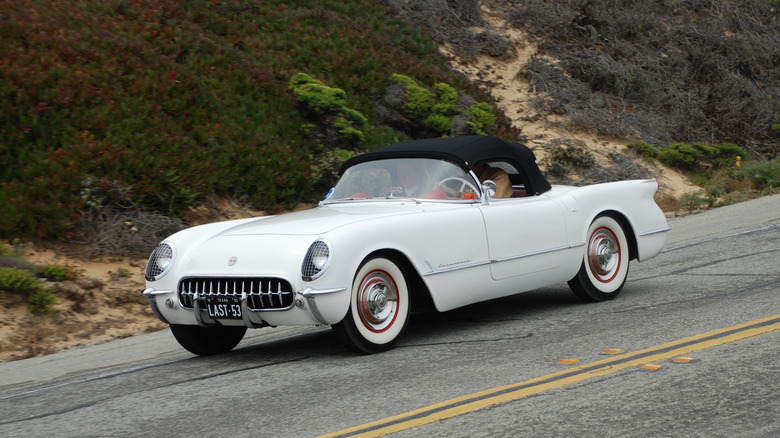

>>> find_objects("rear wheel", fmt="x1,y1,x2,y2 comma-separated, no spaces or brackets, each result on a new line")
170,324,247,356
332,254,410,354
568,215,630,302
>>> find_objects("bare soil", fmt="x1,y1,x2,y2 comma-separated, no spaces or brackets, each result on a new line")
0,249,167,362
0,6,698,362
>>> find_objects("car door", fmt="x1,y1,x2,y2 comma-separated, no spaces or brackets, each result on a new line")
479,194,570,282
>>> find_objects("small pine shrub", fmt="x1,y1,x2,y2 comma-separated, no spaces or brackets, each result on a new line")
710,142,746,168
39,265,78,282
0,267,40,295
680,190,710,211
736,158,780,189
659,142,702,170
290,73,367,149
550,145,596,169
384,74,495,137
289,73,348,113
0,266,57,313
464,102,496,135
403,83,436,119
28,289,58,314
659,142,746,171
626,141,660,163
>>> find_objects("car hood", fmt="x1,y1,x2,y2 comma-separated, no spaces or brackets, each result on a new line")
211,202,423,238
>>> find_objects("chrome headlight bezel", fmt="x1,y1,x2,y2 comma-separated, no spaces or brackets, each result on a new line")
301,239,332,281
145,241,176,281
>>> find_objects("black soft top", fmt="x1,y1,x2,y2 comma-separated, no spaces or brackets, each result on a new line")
340,135,551,195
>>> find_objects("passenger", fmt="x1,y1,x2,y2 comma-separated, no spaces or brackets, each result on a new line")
396,160,430,197
472,163,512,198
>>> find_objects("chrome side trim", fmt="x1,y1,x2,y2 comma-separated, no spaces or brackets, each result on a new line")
639,225,672,236
491,242,585,264
423,243,585,277
142,288,171,324
423,260,491,276
298,287,347,325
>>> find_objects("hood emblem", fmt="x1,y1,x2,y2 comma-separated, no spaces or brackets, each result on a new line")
228,256,237,266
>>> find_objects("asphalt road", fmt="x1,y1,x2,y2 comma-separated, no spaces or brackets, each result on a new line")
1,194,778,438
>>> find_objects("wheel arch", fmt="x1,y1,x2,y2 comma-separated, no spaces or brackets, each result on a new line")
359,249,435,312
595,210,639,261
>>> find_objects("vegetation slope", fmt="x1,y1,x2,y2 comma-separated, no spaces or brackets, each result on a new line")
1,0,779,253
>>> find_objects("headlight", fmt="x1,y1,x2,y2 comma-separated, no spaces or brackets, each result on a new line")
301,239,332,281
145,242,176,281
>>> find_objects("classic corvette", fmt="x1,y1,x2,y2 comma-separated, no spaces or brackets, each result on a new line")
143,135,670,355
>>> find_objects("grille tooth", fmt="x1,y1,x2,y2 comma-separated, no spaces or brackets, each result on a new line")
178,277,294,311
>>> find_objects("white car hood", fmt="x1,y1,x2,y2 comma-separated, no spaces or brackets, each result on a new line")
212,203,422,237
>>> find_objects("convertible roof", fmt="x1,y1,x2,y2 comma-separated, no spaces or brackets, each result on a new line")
340,135,551,195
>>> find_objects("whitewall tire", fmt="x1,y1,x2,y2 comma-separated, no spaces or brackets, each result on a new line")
332,254,411,354
568,215,630,302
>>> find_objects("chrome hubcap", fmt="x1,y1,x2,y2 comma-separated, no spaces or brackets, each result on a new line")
588,227,620,282
357,271,398,331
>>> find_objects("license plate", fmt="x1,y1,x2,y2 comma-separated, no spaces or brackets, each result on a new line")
205,295,242,319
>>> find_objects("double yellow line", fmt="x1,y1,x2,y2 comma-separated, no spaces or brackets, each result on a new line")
321,314,780,438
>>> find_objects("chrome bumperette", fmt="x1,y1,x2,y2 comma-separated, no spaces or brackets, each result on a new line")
142,288,172,324
298,287,347,325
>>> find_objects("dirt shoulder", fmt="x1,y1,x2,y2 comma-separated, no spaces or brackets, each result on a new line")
0,249,167,362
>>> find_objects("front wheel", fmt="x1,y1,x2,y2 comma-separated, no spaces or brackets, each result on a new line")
568,215,630,302
170,324,247,356
332,254,411,354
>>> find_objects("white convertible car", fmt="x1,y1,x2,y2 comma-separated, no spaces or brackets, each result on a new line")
143,136,670,355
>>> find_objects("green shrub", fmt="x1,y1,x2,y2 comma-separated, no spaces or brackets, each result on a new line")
0,267,40,295
464,102,496,136
658,141,746,171
680,190,709,211
39,265,78,282
386,74,495,137
659,142,702,170
550,145,596,169
422,114,453,134
28,289,58,314
290,73,368,148
707,142,746,169
736,158,780,189
289,73,348,113
118,268,133,278
403,83,436,119
626,141,660,163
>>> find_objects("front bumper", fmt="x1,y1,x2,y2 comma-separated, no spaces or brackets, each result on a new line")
143,286,346,327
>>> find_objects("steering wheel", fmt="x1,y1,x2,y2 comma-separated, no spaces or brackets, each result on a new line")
438,177,479,197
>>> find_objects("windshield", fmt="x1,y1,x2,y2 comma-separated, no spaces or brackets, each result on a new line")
323,158,480,202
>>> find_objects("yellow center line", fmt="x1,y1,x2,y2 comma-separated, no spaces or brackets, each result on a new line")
320,314,780,438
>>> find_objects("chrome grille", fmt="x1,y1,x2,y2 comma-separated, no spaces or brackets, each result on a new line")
178,277,295,310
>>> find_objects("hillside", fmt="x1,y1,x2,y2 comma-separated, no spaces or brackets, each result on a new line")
1,0,779,361
2,0,778,248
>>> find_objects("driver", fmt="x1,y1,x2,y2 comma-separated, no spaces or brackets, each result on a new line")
472,163,512,198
